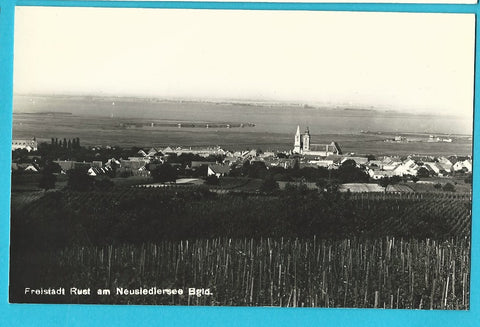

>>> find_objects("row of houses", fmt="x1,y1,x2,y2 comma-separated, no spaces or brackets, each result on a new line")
13,138,472,182
248,152,473,179
365,156,472,179
136,146,232,159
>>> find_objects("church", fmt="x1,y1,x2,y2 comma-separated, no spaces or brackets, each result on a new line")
293,126,342,156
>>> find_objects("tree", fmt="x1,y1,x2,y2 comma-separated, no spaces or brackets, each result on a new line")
241,161,251,177
316,179,327,191
67,168,94,191
378,177,390,188
293,160,300,170
378,176,402,188
337,160,369,183
151,163,177,183
341,159,357,168
248,161,267,179
38,161,61,191
417,167,430,178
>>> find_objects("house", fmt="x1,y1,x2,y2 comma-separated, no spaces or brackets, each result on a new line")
265,158,294,169
147,147,159,157
54,160,75,172
259,151,275,158
128,157,150,163
223,156,240,165
163,146,175,154
368,160,384,168
309,159,335,168
433,157,453,173
137,149,148,157
325,155,343,164
54,160,92,172
392,159,418,176
191,161,216,169
368,169,396,180
105,158,121,168
463,160,473,172
88,167,107,176
92,161,103,168
207,164,231,177
120,159,147,170
424,162,441,175
453,160,473,173
341,156,369,166
242,149,258,161
12,138,38,152
24,164,39,172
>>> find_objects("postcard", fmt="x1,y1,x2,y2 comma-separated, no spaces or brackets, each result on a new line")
9,7,474,308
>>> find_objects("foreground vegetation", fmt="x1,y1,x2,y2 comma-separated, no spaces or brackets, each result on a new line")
11,237,469,308
10,187,471,308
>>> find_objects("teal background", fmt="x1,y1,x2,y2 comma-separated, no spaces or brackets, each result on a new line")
0,1,478,326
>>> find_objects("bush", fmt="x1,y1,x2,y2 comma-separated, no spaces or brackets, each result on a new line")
38,172,56,190
95,177,114,191
205,175,219,185
464,175,472,184
442,183,456,192
260,175,279,193
119,170,133,178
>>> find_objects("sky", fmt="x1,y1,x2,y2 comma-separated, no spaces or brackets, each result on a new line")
13,7,475,118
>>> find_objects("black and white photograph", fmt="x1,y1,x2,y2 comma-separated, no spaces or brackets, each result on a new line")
9,7,474,308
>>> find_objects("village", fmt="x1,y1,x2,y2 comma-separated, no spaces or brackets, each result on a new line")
11,126,473,194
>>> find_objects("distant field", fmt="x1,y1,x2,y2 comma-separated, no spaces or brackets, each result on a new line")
408,177,472,193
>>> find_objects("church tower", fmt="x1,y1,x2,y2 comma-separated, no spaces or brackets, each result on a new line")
302,127,310,152
294,125,302,153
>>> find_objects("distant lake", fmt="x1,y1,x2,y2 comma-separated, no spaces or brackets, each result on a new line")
11,95,473,156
